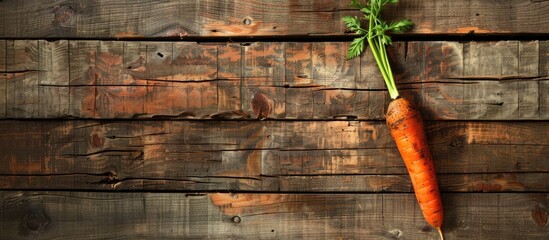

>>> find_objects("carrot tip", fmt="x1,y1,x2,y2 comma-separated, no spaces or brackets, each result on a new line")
437,228,444,240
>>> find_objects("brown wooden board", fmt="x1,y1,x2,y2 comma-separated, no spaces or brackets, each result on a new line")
0,40,6,117
2,40,548,120
0,191,548,239
0,120,547,191
1,173,547,193
1,0,549,38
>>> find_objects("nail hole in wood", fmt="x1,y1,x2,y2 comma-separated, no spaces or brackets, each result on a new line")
157,52,164,58
232,216,241,223
243,18,252,25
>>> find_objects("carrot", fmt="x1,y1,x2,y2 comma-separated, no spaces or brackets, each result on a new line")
386,97,444,234
343,0,444,238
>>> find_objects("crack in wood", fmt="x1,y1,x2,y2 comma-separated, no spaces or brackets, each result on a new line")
91,176,264,186
0,70,44,73
209,110,251,120
398,80,479,85
0,172,121,177
447,76,548,80
482,101,505,106
63,149,143,157
150,111,196,119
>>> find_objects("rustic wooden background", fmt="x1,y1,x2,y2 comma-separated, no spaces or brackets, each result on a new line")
1,0,548,239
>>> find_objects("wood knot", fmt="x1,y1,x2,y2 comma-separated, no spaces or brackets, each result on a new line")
52,5,76,27
94,171,121,187
251,92,274,119
388,229,403,237
450,138,463,148
532,205,548,226
472,182,503,192
90,133,105,148
457,219,467,229
421,225,432,232
23,208,49,234
105,171,119,182
129,150,144,161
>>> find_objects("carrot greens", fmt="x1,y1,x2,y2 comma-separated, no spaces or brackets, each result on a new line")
342,0,412,99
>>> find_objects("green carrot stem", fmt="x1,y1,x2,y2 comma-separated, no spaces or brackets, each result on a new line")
369,39,398,99
380,41,398,94
368,38,395,98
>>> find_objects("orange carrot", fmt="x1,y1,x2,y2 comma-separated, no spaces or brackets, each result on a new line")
386,97,444,236
344,1,444,238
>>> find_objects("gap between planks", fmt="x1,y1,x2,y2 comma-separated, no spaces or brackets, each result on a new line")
3,33,549,43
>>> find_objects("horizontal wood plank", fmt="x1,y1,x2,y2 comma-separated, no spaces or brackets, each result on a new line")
1,173,548,193
0,191,547,239
2,40,548,120
0,120,546,191
0,40,5,118
0,0,548,38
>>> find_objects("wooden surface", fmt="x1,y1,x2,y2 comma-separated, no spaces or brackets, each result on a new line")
1,0,548,239
1,0,549,38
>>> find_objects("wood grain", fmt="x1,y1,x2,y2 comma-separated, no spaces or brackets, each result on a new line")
0,0,548,38
1,173,547,193
1,1,547,239
2,40,548,120
0,191,547,239
0,120,546,191
0,40,6,117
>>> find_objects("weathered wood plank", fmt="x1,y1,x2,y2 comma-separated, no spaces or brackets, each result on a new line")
541,41,549,119
3,40,548,120
35,40,70,118
0,40,6,117
5,40,40,118
275,173,549,193
0,0,548,38
0,121,546,191
0,191,547,239
2,173,548,193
